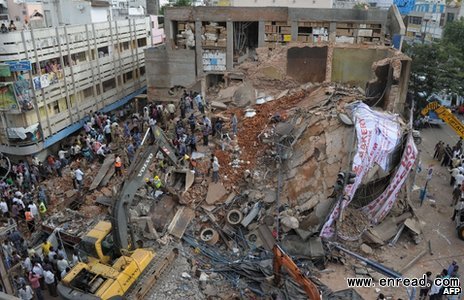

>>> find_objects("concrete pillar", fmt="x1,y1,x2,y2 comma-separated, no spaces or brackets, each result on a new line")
380,22,386,44
165,20,173,49
258,20,265,47
226,21,233,71
195,20,203,77
291,20,298,42
329,22,337,43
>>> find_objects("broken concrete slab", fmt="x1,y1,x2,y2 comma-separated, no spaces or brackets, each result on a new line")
295,228,313,241
233,83,255,107
205,182,228,205
281,235,325,258
65,190,76,198
241,202,261,228
217,85,238,100
168,206,195,239
211,101,228,110
95,196,112,207
89,154,115,190
257,224,275,251
191,152,205,160
151,196,178,231
404,217,422,235
360,244,373,255
100,167,115,187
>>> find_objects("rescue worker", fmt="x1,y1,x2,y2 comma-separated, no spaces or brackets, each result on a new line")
114,155,122,176
153,176,162,189
38,201,47,219
25,208,34,233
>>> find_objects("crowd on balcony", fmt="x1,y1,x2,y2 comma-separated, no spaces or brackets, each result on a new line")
1,21,17,33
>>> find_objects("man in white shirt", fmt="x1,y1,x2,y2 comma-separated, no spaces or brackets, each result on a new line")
429,275,443,298
450,167,460,186
57,256,69,273
32,262,43,277
12,195,25,210
18,284,34,300
455,172,464,189
44,268,57,296
74,168,84,191
22,256,32,272
58,149,68,166
0,199,8,217
27,202,39,219
103,122,112,144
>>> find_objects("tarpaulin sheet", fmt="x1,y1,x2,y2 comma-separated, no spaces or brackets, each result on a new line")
320,102,401,238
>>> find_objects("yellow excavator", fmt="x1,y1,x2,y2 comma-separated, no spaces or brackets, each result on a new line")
421,101,464,138
58,125,191,300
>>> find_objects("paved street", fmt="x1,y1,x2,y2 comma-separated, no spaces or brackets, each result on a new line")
320,120,464,299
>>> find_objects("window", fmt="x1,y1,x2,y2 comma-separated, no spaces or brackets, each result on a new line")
447,13,455,22
48,103,59,114
137,38,147,48
124,71,133,82
120,41,129,51
140,66,145,76
409,16,422,25
75,51,86,63
83,87,93,98
103,78,116,92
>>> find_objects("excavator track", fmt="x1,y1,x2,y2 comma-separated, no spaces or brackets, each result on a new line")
125,245,179,300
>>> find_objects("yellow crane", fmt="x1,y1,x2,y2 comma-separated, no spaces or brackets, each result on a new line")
58,125,187,300
421,101,464,139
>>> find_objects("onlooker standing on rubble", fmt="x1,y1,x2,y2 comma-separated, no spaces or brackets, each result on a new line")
103,121,112,145
212,158,220,183
0,198,8,217
127,142,135,164
231,113,238,136
58,148,68,166
180,97,187,119
202,125,209,146
167,101,176,120
53,159,62,177
188,114,196,133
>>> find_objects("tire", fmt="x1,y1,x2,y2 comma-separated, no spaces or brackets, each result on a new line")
457,225,464,241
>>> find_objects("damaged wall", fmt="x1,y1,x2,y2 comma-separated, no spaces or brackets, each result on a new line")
145,46,196,98
331,48,391,87
287,46,328,83
282,87,354,230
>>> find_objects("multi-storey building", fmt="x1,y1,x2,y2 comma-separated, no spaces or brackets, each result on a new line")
404,0,461,42
211,0,334,8
0,17,151,156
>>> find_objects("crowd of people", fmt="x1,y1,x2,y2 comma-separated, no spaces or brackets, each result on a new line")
0,90,238,298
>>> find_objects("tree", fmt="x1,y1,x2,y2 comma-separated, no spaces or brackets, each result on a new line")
173,0,193,6
404,19,464,110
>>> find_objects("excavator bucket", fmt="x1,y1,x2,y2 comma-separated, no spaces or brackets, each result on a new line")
166,168,195,193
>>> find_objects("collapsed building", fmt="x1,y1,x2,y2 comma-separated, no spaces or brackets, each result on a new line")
0,6,423,300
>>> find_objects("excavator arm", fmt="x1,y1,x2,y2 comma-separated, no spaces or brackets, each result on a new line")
421,101,464,139
112,125,180,253
273,244,321,300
